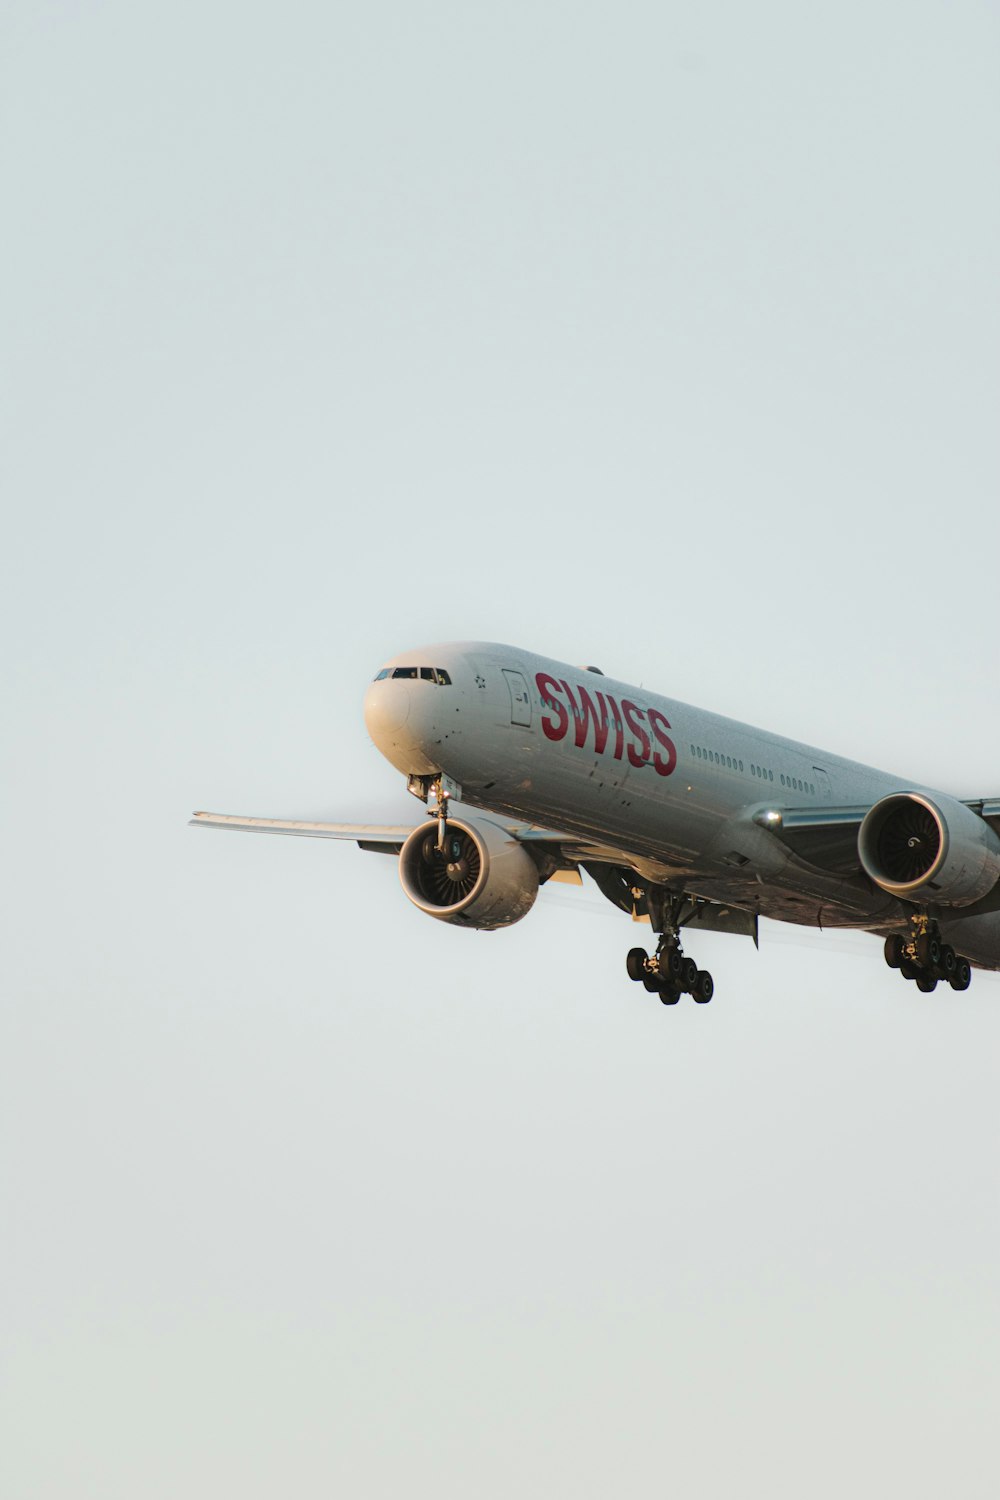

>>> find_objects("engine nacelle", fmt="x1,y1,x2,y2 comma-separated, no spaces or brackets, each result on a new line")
399,815,540,929
858,792,1000,907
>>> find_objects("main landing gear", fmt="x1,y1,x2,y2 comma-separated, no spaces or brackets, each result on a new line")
884,916,972,994
625,890,715,1006
626,940,715,1006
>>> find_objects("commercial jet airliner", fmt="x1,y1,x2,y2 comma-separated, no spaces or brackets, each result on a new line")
192,643,1000,1004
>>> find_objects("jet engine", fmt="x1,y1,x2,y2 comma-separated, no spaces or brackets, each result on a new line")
858,792,1000,907
398,815,540,929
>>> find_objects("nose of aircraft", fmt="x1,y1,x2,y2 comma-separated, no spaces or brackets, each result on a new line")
364,676,411,737
363,671,441,776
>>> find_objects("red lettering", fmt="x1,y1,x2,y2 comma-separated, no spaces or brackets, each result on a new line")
604,694,625,760
536,672,568,741
622,700,651,769
648,708,677,777
560,680,610,753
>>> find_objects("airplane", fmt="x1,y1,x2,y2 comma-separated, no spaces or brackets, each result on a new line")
192,642,1000,1005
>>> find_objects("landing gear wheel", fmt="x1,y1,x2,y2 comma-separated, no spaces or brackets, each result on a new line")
916,975,938,993
884,935,905,969
940,944,957,981
900,962,920,983
657,948,683,982
917,934,942,971
642,974,661,993
681,956,699,992
692,970,714,1004
626,948,647,982
659,985,681,1005
951,957,972,992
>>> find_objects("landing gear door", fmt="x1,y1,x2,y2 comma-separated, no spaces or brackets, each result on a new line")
503,669,532,728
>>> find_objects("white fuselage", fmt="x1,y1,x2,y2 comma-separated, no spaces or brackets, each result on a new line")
363,642,1000,968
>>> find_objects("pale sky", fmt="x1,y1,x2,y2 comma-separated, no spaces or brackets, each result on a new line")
3,2,1000,1496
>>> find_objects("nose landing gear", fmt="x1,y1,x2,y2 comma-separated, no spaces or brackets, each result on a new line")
884,917,973,993
407,773,464,853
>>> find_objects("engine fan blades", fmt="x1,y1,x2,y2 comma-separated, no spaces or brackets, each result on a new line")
876,802,940,883
421,831,482,904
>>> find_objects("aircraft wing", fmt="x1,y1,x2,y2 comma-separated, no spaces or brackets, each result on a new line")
189,811,414,852
191,810,757,936
752,805,869,875
971,800,1000,838
189,810,632,863
755,798,1000,876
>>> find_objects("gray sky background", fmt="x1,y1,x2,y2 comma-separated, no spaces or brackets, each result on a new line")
3,1,999,1495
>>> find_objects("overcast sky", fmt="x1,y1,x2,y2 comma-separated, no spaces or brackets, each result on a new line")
3,1,1000,1496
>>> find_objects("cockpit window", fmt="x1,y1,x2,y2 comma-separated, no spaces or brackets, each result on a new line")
380,665,452,684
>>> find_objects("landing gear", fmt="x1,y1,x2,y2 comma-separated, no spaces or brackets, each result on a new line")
884,917,973,994
692,970,715,1004
625,943,715,1006
625,892,715,1007
626,947,648,982
430,779,451,853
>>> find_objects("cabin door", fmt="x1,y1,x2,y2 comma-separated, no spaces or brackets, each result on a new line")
503,669,532,728
813,766,833,800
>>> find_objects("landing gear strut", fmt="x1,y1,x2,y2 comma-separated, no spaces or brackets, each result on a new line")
407,773,464,854
884,915,972,993
430,779,451,853
625,890,715,1006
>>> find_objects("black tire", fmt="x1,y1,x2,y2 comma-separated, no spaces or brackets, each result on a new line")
692,970,714,1004
681,956,699,991
884,935,905,969
899,962,920,982
951,957,972,992
659,985,681,1005
917,934,941,970
916,974,938,993
626,948,647,982
642,974,661,993
940,944,956,980
654,948,682,983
